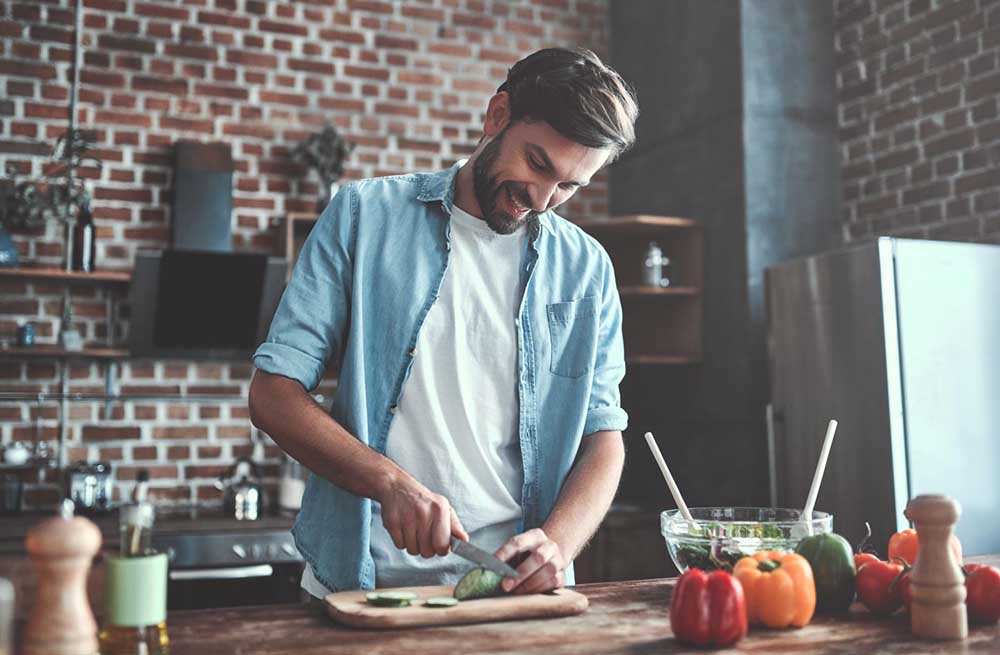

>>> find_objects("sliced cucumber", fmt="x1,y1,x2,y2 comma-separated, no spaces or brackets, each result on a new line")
453,567,505,600
376,591,418,601
424,597,459,608
366,591,418,607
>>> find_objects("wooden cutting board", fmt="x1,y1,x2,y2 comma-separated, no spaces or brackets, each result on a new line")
325,584,589,629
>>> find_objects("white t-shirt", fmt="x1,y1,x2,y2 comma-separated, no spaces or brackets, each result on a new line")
302,203,528,596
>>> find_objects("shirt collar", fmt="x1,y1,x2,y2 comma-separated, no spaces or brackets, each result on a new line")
417,161,553,235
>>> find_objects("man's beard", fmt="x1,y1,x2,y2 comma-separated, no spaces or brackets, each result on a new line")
472,130,538,235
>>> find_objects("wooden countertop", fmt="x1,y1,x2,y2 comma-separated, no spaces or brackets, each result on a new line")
166,555,1000,655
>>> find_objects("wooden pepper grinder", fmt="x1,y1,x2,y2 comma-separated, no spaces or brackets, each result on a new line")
905,494,967,641
23,499,102,655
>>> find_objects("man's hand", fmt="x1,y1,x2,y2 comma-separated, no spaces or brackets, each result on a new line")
493,528,567,595
379,476,470,558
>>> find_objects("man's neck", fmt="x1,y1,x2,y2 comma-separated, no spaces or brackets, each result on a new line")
453,159,486,220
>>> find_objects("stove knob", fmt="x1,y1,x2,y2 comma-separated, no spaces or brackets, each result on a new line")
267,543,279,558
251,543,263,560
281,543,297,557
232,544,247,559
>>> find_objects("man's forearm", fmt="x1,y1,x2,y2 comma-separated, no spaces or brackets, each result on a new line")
541,430,625,563
248,369,403,503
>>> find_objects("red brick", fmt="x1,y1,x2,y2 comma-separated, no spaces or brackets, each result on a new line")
375,35,417,50
163,44,218,61
902,181,950,205
217,425,251,440
955,169,1000,194
343,65,390,81
197,445,223,459
259,19,308,36
167,445,190,459
375,102,420,118
288,58,337,75
133,76,189,95
82,425,141,441
198,11,252,28
132,446,158,460
116,464,178,481
159,116,215,133
402,6,444,21
319,28,365,44
924,129,975,158
98,35,156,54
348,0,394,14
154,426,209,440
194,83,248,100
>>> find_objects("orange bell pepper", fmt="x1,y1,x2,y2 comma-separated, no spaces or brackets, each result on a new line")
733,550,816,628
888,528,962,566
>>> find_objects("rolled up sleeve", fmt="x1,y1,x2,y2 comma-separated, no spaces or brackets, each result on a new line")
252,185,357,391
583,252,629,436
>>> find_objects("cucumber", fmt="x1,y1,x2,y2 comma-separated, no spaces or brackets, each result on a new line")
453,567,505,600
424,597,459,608
366,591,418,607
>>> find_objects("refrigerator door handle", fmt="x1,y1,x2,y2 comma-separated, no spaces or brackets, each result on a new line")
766,403,778,508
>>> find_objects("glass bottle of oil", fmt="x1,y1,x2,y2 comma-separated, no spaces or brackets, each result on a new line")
100,469,169,654
98,622,170,655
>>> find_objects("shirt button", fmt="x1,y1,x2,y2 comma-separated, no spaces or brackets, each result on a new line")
389,405,398,415
408,348,416,357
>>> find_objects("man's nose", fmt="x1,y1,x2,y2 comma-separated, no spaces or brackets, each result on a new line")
528,182,559,212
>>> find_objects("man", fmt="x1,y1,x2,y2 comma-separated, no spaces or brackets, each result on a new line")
248,47,639,597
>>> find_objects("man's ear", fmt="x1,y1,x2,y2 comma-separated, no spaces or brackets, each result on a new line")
483,92,512,138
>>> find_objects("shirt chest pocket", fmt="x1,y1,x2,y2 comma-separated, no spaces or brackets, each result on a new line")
546,296,599,379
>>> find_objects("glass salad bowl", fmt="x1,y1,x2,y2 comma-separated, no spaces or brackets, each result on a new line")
661,506,833,573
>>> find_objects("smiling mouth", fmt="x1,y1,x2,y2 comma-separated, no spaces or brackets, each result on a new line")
505,187,530,216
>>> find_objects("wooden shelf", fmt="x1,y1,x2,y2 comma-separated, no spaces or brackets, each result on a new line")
577,215,703,366
627,354,701,365
0,345,129,360
575,215,701,239
619,285,700,297
0,266,131,285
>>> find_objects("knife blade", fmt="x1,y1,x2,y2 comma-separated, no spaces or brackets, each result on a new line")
450,536,519,578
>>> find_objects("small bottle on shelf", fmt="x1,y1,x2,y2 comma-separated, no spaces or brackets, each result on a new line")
71,184,96,273
642,241,671,288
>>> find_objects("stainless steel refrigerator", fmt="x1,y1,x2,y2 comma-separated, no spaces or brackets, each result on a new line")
766,237,1000,555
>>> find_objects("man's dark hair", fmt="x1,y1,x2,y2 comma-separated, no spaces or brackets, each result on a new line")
497,47,639,161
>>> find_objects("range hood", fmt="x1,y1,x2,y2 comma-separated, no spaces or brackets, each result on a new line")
127,141,287,360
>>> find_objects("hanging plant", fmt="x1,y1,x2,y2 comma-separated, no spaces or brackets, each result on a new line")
290,123,355,212
0,128,103,231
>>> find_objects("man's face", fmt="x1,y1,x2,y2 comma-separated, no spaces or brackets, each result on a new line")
472,120,611,235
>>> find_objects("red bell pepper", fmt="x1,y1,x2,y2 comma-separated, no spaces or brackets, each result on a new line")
669,568,747,648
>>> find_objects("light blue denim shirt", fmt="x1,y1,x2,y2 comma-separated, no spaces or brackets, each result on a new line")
252,163,628,592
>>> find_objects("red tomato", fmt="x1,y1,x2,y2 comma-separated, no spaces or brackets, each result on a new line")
888,528,962,566
964,564,1000,624
856,559,905,615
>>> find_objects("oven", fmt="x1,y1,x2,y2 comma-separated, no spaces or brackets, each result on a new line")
153,516,306,610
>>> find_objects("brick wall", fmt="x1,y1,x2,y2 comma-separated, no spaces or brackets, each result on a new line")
0,0,609,509
836,0,1000,243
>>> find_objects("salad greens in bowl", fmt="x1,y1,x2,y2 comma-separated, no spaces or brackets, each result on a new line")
661,506,833,573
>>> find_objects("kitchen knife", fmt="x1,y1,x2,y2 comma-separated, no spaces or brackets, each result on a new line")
450,536,519,578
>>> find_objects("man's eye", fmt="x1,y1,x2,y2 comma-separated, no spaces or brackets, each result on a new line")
529,158,544,171
559,183,577,191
